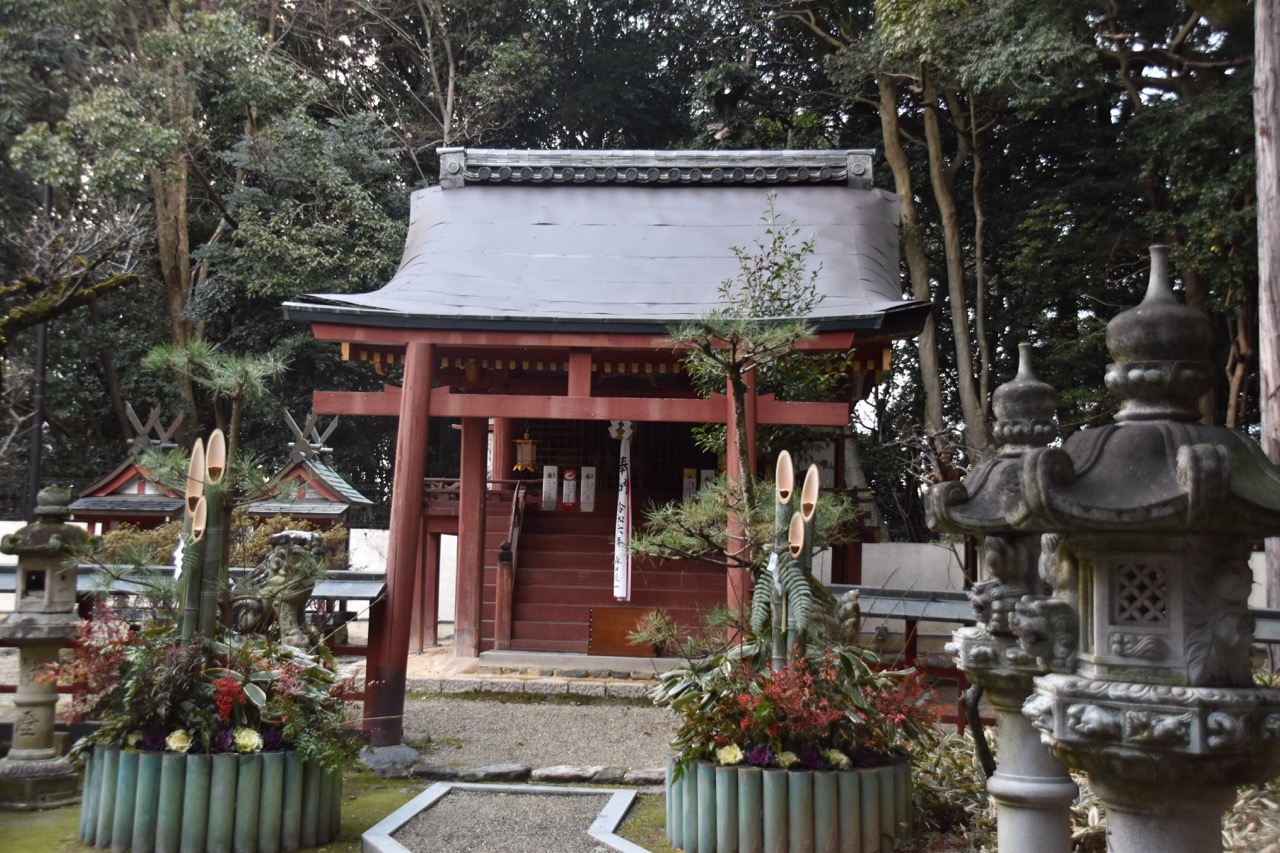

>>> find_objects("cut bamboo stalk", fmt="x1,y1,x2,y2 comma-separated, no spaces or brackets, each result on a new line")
206,753,238,853
280,751,302,851
697,761,717,853
156,753,187,853
234,754,262,853
762,768,788,853
257,751,284,853
737,766,764,853
813,771,838,853
131,751,162,853
180,753,211,853
788,769,814,853
716,765,739,853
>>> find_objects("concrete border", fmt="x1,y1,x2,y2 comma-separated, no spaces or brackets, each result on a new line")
361,781,650,853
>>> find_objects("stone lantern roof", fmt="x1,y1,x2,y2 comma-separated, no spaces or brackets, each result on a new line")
1008,246,1280,536
927,342,1059,534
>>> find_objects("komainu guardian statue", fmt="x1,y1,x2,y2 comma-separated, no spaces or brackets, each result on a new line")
230,530,324,646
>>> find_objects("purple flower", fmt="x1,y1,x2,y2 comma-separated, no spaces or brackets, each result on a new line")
262,728,287,751
139,728,168,752
849,746,885,768
210,729,235,753
796,747,824,771
744,745,775,768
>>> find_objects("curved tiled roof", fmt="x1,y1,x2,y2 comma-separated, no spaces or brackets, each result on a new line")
283,149,924,335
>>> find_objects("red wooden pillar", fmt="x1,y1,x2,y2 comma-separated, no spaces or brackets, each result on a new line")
409,524,440,651
492,418,516,487
366,341,433,747
423,531,441,646
454,416,488,657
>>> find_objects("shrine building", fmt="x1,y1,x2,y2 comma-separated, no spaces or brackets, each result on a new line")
283,149,928,743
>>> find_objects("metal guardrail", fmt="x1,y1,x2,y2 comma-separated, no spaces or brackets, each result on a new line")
0,565,386,603
829,583,1280,646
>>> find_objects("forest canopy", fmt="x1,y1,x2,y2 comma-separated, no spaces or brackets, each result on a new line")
0,0,1260,539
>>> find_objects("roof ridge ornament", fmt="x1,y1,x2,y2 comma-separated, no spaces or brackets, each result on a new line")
284,410,339,463
125,402,184,455
437,148,873,190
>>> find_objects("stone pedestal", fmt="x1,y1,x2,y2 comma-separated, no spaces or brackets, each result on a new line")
1025,673,1280,853
950,627,1076,853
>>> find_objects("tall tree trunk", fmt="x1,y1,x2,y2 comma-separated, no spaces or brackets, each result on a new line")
877,75,943,435
970,99,993,417
1256,0,1280,668
922,71,988,457
89,302,131,441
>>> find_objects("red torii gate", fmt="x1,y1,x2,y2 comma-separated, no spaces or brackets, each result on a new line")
307,327,881,744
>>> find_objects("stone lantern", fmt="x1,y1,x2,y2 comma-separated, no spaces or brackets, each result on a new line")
928,343,1077,853
0,486,94,809
1009,246,1280,852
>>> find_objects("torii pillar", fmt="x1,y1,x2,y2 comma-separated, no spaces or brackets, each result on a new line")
366,341,434,747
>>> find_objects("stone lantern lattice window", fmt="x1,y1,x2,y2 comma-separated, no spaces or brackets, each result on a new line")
1114,562,1168,624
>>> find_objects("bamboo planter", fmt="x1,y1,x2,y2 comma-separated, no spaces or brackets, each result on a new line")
79,745,342,853
665,757,911,853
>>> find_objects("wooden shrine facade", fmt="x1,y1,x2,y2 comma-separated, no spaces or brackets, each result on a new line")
283,149,929,744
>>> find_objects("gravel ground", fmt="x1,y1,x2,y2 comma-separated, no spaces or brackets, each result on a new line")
392,789,616,853
401,696,677,771
386,695,676,852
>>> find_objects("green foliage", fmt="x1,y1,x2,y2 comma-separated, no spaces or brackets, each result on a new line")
670,194,823,401
651,630,937,775
626,604,744,659
750,549,815,634
99,509,350,572
631,476,861,570
909,729,997,846
59,603,362,769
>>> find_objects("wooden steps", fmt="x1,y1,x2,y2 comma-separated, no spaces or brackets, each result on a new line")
479,506,727,653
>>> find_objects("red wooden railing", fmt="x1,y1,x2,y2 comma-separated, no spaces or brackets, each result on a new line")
492,482,527,650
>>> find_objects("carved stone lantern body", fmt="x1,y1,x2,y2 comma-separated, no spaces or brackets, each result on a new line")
1013,247,1280,852
0,487,95,809
928,344,1076,853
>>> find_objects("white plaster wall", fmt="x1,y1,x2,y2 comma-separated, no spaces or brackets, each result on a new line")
859,542,966,592
346,529,457,622
1250,551,1268,610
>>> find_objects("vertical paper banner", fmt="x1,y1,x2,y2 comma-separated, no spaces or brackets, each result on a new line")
609,420,634,600
542,465,559,510
562,467,579,510
700,469,717,490
581,467,597,512
683,468,698,499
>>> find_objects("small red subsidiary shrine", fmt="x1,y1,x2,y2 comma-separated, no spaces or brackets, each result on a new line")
283,149,928,744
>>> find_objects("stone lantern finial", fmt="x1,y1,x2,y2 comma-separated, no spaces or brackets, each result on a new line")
1104,244,1213,422
992,343,1058,457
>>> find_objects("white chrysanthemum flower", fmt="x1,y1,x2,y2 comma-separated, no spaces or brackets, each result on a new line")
166,730,194,754
716,744,744,766
234,727,263,754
